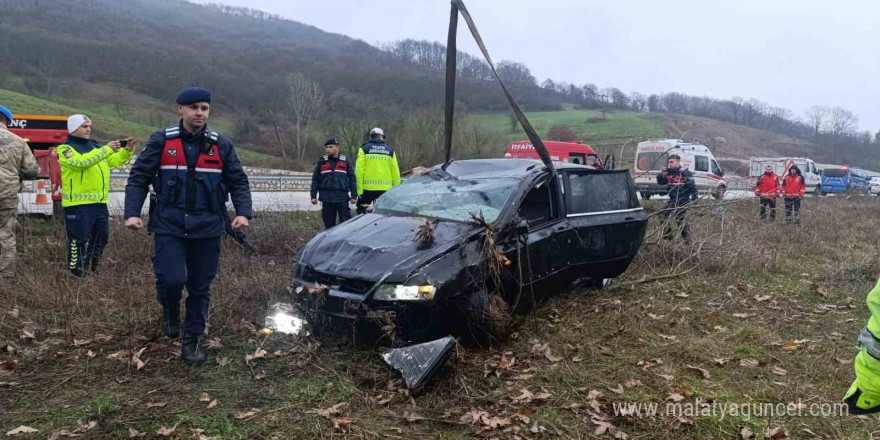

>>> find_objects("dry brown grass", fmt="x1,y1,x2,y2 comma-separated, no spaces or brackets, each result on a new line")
2,196,879,439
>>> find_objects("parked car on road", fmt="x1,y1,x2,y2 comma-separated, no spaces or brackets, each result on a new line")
821,167,870,195
291,159,647,345
870,177,880,195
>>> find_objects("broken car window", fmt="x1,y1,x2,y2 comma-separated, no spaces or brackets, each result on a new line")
518,180,555,227
565,171,639,214
374,175,520,222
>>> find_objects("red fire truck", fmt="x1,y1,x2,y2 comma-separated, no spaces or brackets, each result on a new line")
6,114,67,216
504,140,613,169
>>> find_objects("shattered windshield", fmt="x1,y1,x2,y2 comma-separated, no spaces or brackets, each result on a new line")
374,175,520,222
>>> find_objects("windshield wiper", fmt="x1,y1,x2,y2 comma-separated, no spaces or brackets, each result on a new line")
429,167,454,181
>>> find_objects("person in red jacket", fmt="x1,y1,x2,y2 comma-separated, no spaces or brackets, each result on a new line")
754,165,779,221
782,165,806,224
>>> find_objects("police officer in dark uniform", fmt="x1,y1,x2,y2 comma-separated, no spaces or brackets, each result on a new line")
124,87,252,364
310,138,357,229
656,154,699,243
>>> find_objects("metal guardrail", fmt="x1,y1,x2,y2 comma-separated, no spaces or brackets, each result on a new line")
109,172,312,192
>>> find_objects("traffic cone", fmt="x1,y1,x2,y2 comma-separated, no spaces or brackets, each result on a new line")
35,180,50,205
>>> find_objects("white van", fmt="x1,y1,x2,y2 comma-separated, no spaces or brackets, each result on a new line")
748,157,821,195
633,139,726,199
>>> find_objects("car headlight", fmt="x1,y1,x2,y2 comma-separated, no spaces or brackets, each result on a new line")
373,284,436,301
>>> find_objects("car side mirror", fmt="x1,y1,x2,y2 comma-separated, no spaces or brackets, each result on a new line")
718,169,725,177
518,219,529,235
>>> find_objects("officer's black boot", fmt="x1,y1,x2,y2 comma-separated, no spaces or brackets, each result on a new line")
181,332,206,364
161,302,180,339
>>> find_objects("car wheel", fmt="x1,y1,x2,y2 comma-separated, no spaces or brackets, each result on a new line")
712,186,726,200
464,289,513,347
642,192,652,200
813,185,821,196
586,278,613,289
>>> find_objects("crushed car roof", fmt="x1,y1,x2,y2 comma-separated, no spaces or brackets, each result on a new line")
438,158,593,180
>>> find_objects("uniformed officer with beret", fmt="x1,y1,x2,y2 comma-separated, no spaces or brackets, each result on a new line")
124,87,252,364
310,138,357,229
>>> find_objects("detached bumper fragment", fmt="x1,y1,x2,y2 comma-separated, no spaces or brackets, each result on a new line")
381,336,456,390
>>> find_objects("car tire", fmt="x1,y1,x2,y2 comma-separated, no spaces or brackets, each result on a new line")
464,289,513,347
586,278,613,289
813,185,821,196
712,186,726,200
642,193,652,200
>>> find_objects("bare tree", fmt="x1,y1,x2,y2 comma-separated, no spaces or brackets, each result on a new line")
829,106,858,136
804,105,829,135
113,86,129,121
630,92,647,112
285,73,325,161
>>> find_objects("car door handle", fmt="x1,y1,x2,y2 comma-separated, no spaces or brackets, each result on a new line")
625,217,634,221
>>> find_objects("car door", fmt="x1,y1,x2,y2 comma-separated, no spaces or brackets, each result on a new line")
693,154,710,191
513,175,572,296
562,169,647,280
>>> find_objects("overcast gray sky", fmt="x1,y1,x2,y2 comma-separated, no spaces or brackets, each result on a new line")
194,0,879,131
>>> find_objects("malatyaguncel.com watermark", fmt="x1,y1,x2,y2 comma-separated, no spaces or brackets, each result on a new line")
612,399,849,421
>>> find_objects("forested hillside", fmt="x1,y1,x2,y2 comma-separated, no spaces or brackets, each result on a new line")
2,0,877,171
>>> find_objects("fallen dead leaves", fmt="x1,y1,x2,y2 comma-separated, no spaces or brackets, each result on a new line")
46,421,97,439
686,364,711,379
0,359,18,376
307,402,348,418
234,409,261,420
106,347,148,370
146,400,167,409
510,387,551,404
307,403,354,433
6,426,38,436
245,348,266,363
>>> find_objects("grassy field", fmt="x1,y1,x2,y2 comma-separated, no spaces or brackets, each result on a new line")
0,88,281,169
0,88,157,142
2,196,879,439
467,109,667,147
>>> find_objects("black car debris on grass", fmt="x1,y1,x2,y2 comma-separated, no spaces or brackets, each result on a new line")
290,159,647,351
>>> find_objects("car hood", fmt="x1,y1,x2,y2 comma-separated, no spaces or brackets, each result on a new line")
299,213,473,283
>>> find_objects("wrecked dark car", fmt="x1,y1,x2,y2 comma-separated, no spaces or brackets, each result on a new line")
291,159,647,345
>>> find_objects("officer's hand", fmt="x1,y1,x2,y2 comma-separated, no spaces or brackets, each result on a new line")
125,217,144,230
107,140,121,152
349,198,357,205
311,198,318,205
231,216,249,229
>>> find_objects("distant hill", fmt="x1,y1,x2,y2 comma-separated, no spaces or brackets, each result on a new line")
468,109,869,175
0,0,558,116
0,88,284,168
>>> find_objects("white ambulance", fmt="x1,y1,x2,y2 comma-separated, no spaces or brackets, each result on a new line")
748,157,821,195
633,139,726,199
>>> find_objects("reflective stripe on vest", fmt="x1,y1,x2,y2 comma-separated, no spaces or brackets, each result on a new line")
858,327,880,361
320,157,349,174
158,138,224,209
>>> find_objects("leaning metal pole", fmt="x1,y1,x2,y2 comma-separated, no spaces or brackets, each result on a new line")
444,0,555,177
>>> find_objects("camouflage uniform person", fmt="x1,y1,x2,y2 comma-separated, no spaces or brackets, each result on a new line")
0,105,41,280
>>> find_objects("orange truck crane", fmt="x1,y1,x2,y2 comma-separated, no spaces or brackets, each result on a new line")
6,114,66,216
